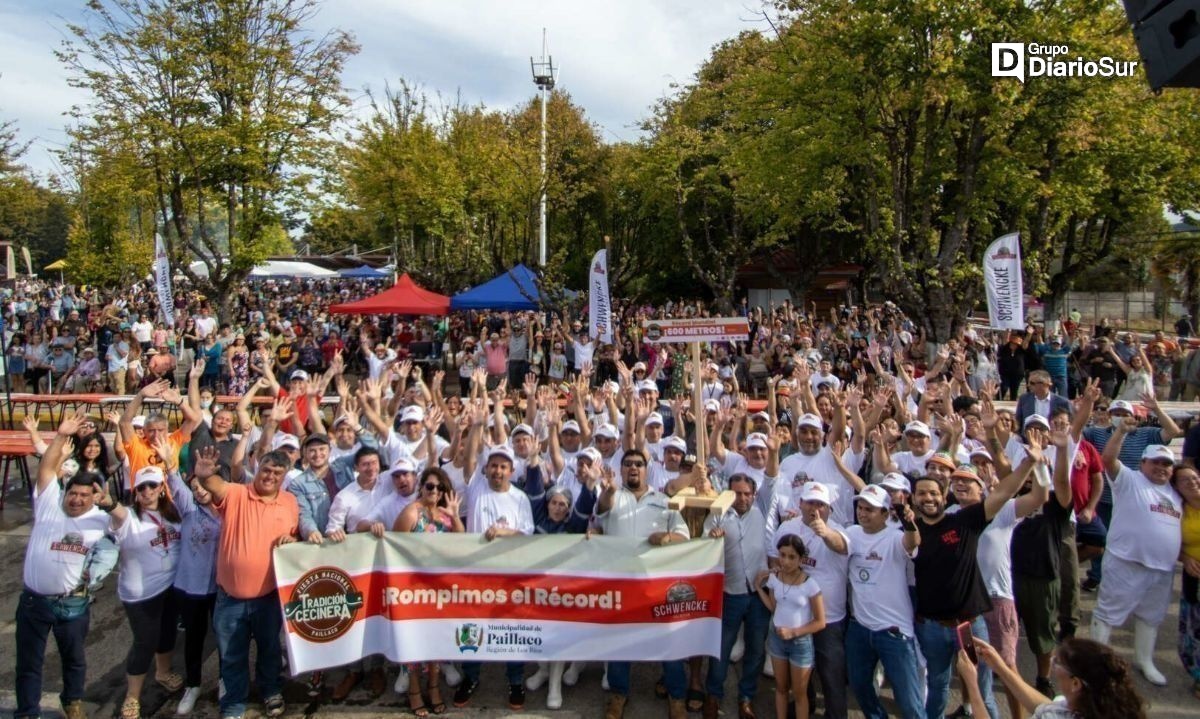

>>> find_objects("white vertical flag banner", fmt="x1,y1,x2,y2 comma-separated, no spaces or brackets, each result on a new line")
154,233,175,328
589,249,613,344
20,247,32,276
983,233,1024,330
5,246,14,280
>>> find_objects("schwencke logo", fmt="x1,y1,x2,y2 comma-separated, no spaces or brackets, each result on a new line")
284,567,364,643
991,42,1138,83
652,581,710,619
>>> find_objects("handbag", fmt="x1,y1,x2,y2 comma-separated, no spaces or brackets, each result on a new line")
48,594,90,622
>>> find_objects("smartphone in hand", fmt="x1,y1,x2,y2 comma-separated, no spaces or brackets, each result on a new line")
956,622,978,665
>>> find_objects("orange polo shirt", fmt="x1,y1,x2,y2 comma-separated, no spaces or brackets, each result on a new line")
213,483,299,599
124,429,188,489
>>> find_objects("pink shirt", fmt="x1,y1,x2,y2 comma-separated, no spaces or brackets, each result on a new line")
484,342,507,375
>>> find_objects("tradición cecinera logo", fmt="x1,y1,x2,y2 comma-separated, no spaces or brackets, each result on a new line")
283,567,364,643
652,581,710,619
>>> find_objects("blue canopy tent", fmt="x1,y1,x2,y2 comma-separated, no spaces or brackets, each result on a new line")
450,264,547,311
339,265,391,278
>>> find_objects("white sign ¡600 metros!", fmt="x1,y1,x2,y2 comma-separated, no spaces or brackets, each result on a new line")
991,42,1138,83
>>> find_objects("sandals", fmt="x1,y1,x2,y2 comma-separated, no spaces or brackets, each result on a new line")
428,686,447,715
409,689,429,718
120,699,140,719
686,688,705,712
156,672,185,693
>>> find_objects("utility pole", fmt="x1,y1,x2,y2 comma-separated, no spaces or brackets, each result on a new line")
530,29,557,267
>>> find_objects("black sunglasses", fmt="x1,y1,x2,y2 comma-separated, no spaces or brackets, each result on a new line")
422,482,441,492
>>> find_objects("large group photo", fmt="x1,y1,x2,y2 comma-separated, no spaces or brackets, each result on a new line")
4,2,1200,719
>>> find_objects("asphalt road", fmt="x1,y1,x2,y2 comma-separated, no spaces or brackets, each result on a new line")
2,483,1197,719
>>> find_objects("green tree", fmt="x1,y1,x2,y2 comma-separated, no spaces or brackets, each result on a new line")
59,0,358,319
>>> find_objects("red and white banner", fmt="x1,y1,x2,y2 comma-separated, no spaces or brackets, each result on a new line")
642,317,750,344
274,534,724,672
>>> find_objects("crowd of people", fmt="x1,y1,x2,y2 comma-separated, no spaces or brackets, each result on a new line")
12,273,1200,719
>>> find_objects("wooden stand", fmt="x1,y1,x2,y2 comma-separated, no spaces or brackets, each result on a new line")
669,341,731,537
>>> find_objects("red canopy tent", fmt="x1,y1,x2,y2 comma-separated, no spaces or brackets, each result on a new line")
328,273,450,315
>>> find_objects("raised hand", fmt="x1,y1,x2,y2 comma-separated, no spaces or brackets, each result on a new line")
599,464,617,494
150,434,177,469
22,414,38,433
444,489,461,517
432,370,445,392
1048,427,1070,449
58,408,88,436
142,378,170,398
268,396,295,423
161,386,184,405
334,375,349,399
189,359,206,379
423,406,445,435
1081,377,1101,403
192,445,220,479
523,372,538,399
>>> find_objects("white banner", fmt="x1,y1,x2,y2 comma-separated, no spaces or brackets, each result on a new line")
589,249,613,344
983,233,1024,330
154,233,175,328
642,317,751,344
274,534,723,673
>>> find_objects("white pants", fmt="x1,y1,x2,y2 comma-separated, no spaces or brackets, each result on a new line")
1092,554,1173,627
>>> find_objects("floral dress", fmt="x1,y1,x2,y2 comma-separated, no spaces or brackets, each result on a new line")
412,506,453,534
228,350,250,396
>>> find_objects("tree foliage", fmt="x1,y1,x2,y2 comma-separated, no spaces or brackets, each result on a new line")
59,0,357,319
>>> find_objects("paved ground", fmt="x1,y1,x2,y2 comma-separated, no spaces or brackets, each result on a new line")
2,477,1197,719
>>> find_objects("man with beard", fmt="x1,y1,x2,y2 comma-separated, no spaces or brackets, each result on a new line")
773,387,864,527
358,458,419,533
910,441,1041,719
597,447,690,719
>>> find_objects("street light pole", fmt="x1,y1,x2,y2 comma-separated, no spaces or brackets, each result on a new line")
530,29,557,268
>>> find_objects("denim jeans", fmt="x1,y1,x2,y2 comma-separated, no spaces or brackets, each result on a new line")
811,619,848,719
462,661,525,687
915,616,999,719
1087,500,1113,584
14,590,90,718
845,619,924,719
609,659,686,699
705,592,770,701
213,589,284,717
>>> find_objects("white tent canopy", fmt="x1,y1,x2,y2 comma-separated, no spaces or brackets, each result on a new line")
186,259,335,279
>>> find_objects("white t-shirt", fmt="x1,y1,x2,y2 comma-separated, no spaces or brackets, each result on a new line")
111,509,182,602
132,320,154,343
571,338,595,370
767,573,822,630
721,451,767,489
845,525,916,636
384,431,449,472
647,463,679,493
365,491,417,531
973,499,1020,600
772,517,850,622
777,447,863,526
810,372,842,393
1107,465,1183,572
891,450,934,477
24,481,111,596
194,316,217,340
465,480,534,535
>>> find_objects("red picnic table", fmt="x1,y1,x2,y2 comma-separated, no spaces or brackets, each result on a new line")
0,430,57,509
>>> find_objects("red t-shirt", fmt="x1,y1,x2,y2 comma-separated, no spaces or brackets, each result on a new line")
1069,439,1104,514
277,387,310,437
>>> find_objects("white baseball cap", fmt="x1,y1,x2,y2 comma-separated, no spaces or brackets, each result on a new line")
800,482,833,505
399,405,425,424
703,399,721,413
744,433,768,450
272,433,300,450
645,412,664,426
486,445,516,464
594,423,619,439
578,447,603,464
134,465,165,487
750,410,771,422
511,423,534,437
904,421,931,437
1142,445,1176,463
389,457,416,475
637,379,658,393
855,484,891,509
1022,414,1050,430
1108,400,1134,415
796,413,823,430
879,473,912,493
969,448,994,463
662,436,687,454
131,415,146,428
561,420,581,434
289,369,310,382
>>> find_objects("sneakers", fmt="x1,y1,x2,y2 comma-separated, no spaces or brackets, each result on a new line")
63,700,87,719
1080,577,1099,593
176,687,201,716
441,662,462,687
508,683,526,710
263,695,285,718
452,679,479,707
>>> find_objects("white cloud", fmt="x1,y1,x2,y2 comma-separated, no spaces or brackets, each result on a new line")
0,0,769,176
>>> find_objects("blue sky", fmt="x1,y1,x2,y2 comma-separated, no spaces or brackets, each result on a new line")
0,0,771,178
